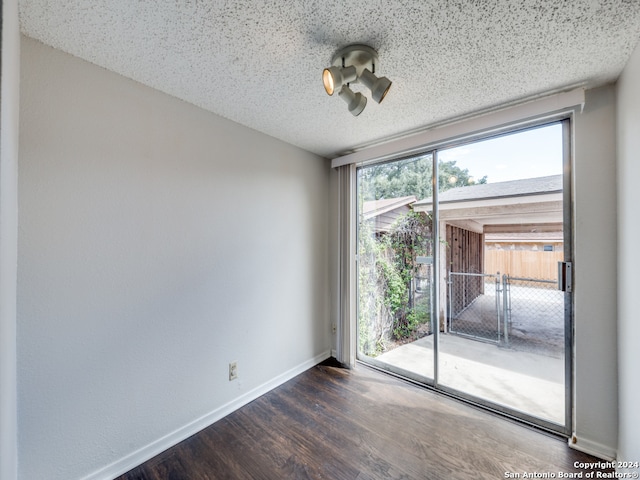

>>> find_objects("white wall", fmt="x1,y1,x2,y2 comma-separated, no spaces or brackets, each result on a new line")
572,85,618,459
18,36,331,480
1,2,20,480
616,40,640,469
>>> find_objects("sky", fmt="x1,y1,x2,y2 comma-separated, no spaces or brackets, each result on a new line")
438,123,563,183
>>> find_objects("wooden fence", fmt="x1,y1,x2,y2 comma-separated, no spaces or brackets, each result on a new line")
484,249,563,281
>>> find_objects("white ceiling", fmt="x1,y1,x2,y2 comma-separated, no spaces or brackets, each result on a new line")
18,0,640,158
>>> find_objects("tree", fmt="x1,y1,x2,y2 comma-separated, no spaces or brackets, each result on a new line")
439,160,487,192
358,155,486,201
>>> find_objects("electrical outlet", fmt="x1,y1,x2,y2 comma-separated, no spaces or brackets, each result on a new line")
229,361,238,381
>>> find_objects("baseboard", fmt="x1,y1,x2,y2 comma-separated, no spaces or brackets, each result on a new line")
82,350,331,480
569,434,617,461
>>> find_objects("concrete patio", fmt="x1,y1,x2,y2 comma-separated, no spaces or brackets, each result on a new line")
375,333,565,425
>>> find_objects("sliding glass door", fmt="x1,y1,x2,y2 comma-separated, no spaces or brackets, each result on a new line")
356,121,572,434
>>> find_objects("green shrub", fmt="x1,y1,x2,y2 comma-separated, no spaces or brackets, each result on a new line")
358,210,433,353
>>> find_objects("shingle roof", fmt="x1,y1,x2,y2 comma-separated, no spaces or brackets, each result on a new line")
414,175,562,206
363,196,417,219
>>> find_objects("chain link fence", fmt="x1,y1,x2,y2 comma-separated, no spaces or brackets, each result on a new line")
412,263,433,336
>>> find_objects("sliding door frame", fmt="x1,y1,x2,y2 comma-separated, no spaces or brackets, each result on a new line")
350,113,575,436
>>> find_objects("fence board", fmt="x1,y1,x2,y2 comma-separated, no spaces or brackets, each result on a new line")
485,250,564,281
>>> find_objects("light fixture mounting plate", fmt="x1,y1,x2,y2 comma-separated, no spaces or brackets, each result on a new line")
330,44,379,77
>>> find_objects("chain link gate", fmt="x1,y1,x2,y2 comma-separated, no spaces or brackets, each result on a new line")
447,271,564,354
501,275,565,356
447,272,502,343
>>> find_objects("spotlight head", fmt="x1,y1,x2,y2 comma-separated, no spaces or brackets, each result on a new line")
322,68,337,95
322,65,357,96
359,68,392,103
338,85,367,116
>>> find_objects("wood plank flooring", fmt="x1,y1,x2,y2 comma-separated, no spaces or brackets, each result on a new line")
116,359,611,480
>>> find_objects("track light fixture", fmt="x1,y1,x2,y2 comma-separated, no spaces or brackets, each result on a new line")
322,44,392,116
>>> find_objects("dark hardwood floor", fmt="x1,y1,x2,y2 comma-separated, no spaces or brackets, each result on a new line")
116,359,611,480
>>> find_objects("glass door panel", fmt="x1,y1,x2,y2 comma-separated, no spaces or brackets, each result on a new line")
436,123,568,430
356,154,435,383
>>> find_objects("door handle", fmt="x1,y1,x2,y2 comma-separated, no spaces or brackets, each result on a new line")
558,261,573,292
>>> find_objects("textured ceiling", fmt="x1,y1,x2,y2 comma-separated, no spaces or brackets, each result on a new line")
18,0,640,158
